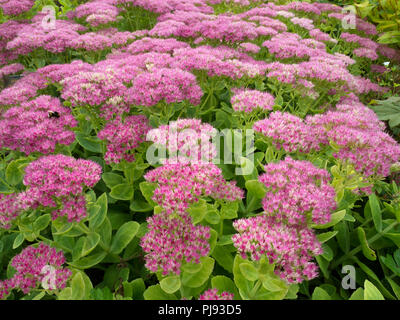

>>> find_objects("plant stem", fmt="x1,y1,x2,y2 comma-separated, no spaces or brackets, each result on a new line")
249,280,262,299
219,218,224,236
120,253,142,263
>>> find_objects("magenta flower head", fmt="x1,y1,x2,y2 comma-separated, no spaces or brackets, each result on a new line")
231,89,275,113
0,63,24,77
147,118,217,163
0,279,12,300
144,158,244,215
0,193,23,229
0,0,34,16
253,111,323,154
0,95,77,155
61,70,127,107
125,68,203,107
232,215,322,283
74,2,120,28
21,155,102,222
199,288,234,300
0,243,72,299
141,211,210,275
259,157,336,226
307,99,400,179
98,115,151,164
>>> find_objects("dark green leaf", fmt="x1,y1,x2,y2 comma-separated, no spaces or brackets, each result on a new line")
211,246,234,273
357,227,376,261
368,194,382,232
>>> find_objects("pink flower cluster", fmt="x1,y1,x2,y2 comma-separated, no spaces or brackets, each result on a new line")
328,12,377,35
0,194,24,229
265,54,384,94
125,68,203,107
253,111,323,153
6,17,87,55
199,288,234,300
0,243,71,299
231,89,275,113
61,70,128,107
123,37,190,55
233,155,335,283
290,17,314,30
370,64,388,74
232,215,322,283
254,97,400,180
239,42,260,54
0,0,34,16
309,28,336,43
144,158,244,215
141,149,243,275
259,157,336,226
340,32,378,50
20,155,102,222
150,12,261,43
0,72,49,106
147,119,217,162
98,115,151,164
377,44,400,63
69,1,120,27
140,211,211,275
307,97,400,178
0,95,77,155
170,46,267,79
0,21,26,65
353,47,378,61
262,32,313,59
117,0,214,15
0,63,24,77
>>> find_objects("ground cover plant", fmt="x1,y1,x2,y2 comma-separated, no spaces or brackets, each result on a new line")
0,0,400,301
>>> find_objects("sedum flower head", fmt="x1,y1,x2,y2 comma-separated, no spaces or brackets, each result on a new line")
231,89,275,113
259,157,336,226
21,155,102,222
232,215,322,283
253,111,323,154
144,159,244,215
0,243,72,299
0,95,77,155
199,288,234,300
0,193,24,229
141,211,210,275
98,115,151,164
